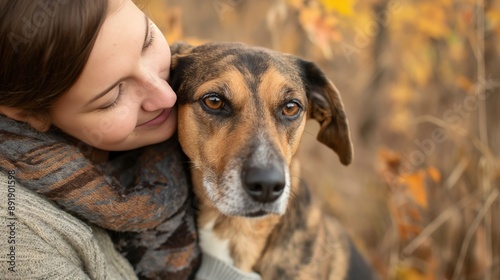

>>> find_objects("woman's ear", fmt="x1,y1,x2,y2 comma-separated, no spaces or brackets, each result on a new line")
0,106,52,132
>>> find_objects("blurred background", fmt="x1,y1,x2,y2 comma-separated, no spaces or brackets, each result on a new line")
139,0,500,279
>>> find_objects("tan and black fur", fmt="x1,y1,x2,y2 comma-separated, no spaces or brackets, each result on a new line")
170,42,376,279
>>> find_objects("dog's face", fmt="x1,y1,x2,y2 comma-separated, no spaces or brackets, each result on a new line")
170,42,352,218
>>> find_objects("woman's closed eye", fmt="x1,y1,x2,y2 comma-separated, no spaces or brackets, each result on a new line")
143,19,155,52
99,84,124,111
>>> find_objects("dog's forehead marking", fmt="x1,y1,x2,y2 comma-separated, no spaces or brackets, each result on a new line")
229,48,303,94
176,44,305,105
192,67,249,102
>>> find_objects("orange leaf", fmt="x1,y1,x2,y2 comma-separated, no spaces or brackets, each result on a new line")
398,222,422,240
406,206,423,223
400,171,428,208
426,167,441,183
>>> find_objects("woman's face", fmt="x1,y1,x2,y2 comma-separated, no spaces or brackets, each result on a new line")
49,0,177,151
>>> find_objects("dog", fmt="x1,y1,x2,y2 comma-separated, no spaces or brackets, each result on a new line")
170,42,376,279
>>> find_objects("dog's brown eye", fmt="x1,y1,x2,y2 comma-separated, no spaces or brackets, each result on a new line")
203,95,224,110
282,101,301,117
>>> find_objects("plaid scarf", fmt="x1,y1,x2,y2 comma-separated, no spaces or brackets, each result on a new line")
0,115,200,279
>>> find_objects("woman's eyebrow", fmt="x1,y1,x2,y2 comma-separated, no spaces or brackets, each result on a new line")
87,79,124,105
87,15,150,106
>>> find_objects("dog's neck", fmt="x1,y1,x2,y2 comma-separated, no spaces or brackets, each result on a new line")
191,169,280,272
192,159,302,272
197,207,280,272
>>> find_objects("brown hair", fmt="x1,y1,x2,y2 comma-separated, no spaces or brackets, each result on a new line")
0,0,108,114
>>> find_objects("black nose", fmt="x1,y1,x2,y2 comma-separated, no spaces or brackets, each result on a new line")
243,164,286,203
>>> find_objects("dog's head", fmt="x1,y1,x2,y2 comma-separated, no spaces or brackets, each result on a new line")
170,42,352,217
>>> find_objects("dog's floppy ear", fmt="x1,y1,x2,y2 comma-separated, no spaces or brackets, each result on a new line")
298,59,353,165
170,42,195,69
170,41,194,56
169,42,196,102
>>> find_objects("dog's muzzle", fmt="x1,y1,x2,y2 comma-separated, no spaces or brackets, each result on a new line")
202,138,291,217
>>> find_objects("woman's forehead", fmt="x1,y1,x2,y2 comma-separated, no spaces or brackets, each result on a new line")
66,0,146,105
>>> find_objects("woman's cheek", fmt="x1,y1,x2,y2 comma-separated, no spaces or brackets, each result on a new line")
106,114,138,143
89,109,136,146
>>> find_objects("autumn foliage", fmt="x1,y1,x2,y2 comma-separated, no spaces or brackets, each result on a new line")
140,0,500,279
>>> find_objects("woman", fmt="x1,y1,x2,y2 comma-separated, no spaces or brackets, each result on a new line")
0,0,260,279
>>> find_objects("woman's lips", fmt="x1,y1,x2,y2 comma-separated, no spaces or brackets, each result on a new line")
137,108,172,127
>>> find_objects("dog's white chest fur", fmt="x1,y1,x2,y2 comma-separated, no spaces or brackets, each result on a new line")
199,218,234,265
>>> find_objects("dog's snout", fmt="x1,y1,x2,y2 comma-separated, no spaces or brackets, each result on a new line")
243,164,286,203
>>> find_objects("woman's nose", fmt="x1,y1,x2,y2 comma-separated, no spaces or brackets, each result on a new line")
139,71,177,112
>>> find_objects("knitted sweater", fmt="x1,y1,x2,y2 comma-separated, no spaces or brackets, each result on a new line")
0,171,137,279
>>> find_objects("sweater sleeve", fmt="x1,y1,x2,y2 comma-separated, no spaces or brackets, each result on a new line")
195,253,262,280
0,172,137,280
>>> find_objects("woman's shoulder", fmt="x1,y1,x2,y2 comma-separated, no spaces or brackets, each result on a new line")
0,171,95,241
0,171,137,279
